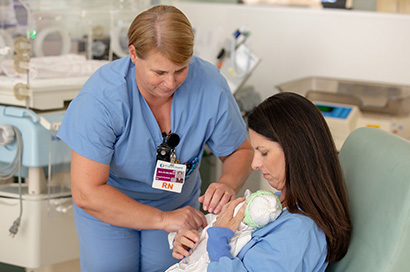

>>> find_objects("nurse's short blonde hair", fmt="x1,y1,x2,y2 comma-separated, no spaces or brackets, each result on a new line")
128,5,194,65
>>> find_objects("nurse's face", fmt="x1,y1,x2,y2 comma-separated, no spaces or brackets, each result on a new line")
130,46,190,100
249,129,287,194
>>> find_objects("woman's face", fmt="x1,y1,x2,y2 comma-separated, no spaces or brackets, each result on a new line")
249,129,286,193
130,47,190,101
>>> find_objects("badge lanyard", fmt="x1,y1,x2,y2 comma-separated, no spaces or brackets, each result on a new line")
152,132,187,193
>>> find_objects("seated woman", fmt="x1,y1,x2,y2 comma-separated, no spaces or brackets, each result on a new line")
172,92,352,271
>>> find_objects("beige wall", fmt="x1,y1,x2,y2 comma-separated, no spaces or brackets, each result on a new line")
378,0,410,13
175,2,410,191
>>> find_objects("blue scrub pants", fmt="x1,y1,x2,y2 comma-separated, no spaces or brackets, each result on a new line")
73,195,200,272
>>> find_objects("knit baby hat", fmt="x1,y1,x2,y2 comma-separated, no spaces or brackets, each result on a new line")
243,190,282,228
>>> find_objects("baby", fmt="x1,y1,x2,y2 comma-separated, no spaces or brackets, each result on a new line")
166,190,283,272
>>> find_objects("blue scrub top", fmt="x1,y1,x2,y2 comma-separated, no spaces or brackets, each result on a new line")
57,55,247,210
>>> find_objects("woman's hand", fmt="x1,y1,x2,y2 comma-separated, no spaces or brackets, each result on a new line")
160,206,207,233
172,229,200,259
213,197,246,232
199,182,236,214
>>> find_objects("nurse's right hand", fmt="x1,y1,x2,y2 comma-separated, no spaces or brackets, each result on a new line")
160,206,207,233
172,229,200,259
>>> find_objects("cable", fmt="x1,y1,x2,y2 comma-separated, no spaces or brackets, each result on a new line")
0,126,20,178
0,126,23,237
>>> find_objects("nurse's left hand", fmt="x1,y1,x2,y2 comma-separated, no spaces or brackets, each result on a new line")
199,182,235,214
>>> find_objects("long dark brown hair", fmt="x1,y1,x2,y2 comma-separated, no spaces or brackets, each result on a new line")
247,92,351,263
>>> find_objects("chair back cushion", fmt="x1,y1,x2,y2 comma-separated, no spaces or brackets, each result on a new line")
327,127,410,272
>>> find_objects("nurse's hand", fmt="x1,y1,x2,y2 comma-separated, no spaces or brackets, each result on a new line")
172,229,200,259
199,182,236,214
160,206,207,233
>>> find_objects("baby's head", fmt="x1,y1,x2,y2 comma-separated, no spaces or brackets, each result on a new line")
237,190,282,228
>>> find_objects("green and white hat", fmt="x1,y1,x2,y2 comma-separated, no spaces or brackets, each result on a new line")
243,190,283,228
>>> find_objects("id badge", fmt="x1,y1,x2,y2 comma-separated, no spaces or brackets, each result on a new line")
152,160,186,193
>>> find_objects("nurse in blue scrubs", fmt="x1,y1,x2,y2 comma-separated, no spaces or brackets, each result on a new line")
57,5,253,272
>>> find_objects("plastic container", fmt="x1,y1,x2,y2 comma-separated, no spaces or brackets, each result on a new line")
276,76,410,116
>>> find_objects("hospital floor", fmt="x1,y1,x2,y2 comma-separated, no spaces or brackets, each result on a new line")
0,259,81,272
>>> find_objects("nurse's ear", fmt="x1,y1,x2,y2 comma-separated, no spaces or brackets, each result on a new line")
129,44,137,63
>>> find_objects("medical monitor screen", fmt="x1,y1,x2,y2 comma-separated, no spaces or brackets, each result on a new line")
316,105,334,113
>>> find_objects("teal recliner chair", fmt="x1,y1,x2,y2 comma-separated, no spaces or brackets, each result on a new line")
326,127,410,272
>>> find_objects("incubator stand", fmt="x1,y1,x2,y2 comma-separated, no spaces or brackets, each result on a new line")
0,1,130,270
0,18,94,269
276,77,410,150
0,105,79,269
